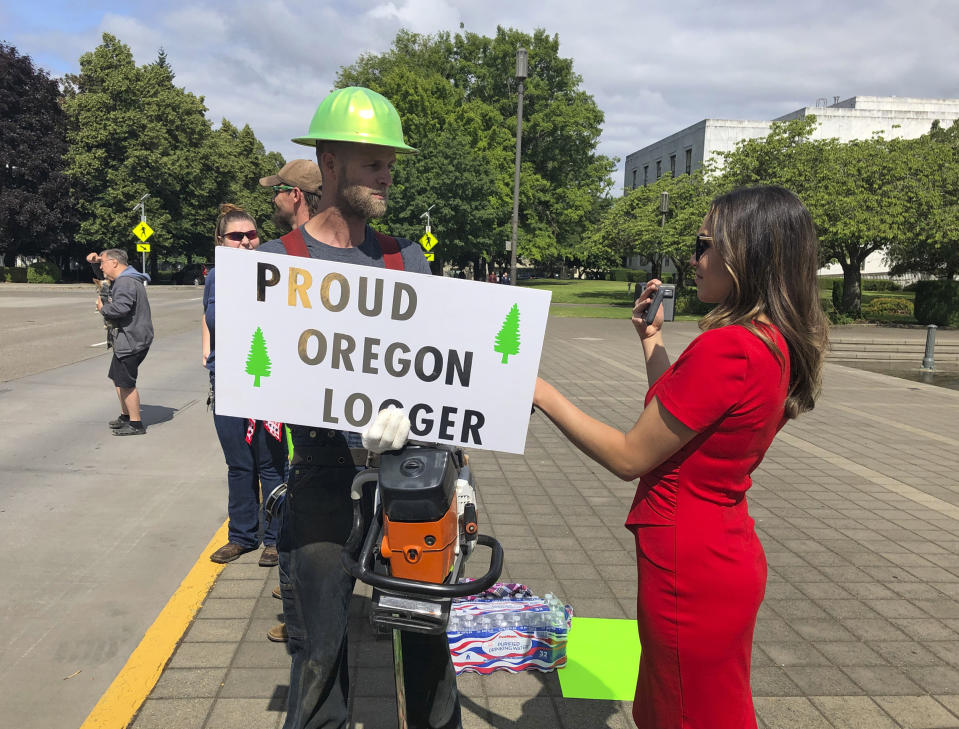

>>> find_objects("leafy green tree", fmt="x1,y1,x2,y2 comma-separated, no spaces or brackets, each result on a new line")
719,117,915,313
886,121,959,280
585,183,661,275
63,34,283,271
197,120,285,261
585,171,711,286
382,126,500,274
64,35,159,264
0,43,76,267
338,27,614,276
660,171,713,288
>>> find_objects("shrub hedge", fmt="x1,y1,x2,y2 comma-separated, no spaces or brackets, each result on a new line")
676,290,713,316
2,267,28,283
610,268,648,283
861,296,913,318
913,280,959,327
26,261,61,283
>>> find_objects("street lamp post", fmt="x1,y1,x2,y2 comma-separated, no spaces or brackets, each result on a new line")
420,204,434,234
133,193,150,275
509,48,528,286
659,191,669,279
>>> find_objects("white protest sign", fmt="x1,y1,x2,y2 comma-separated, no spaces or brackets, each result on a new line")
214,247,551,454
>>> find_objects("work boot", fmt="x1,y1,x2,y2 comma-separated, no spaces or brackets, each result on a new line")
272,585,282,599
210,542,255,564
258,545,279,567
267,623,288,642
109,414,130,429
113,421,146,436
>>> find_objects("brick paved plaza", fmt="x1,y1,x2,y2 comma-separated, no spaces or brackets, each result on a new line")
131,319,959,729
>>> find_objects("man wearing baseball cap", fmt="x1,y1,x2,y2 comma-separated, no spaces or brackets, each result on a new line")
259,159,323,232
258,158,325,646
257,88,458,729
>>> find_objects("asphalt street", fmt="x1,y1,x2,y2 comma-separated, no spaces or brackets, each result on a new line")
0,283,225,729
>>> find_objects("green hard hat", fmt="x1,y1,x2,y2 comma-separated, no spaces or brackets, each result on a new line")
292,86,417,153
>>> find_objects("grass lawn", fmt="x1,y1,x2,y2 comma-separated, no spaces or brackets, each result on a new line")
520,277,918,323
517,278,702,320
519,278,637,306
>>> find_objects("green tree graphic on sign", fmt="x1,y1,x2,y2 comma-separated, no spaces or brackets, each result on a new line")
494,304,521,364
246,327,272,387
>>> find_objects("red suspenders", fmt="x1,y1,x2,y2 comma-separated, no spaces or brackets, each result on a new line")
279,227,405,271
373,231,404,271
279,227,310,257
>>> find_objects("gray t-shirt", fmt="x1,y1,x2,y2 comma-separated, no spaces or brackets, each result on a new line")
258,224,431,274
259,223,432,439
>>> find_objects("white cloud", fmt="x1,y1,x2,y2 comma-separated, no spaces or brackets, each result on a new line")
7,0,959,188
366,0,461,31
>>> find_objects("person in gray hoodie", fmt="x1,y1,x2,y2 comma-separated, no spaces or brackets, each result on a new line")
96,248,154,436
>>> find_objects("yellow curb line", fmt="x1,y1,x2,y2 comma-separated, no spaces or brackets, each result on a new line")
79,521,230,729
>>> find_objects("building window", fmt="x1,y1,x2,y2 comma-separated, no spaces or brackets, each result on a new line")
669,155,676,177
643,166,648,186
632,169,637,189
656,160,662,179
685,148,692,175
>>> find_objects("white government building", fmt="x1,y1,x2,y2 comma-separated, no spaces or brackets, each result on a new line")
624,96,959,276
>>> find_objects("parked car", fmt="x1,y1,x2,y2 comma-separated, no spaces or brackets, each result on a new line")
173,263,212,285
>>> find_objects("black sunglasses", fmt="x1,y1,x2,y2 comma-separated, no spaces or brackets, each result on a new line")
271,185,295,197
695,234,713,261
223,230,259,242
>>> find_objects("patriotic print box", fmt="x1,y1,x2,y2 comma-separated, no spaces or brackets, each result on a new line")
447,597,573,675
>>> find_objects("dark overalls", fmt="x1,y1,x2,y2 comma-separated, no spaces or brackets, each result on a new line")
281,426,461,729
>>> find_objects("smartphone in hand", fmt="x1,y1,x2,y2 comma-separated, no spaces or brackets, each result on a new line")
643,286,667,326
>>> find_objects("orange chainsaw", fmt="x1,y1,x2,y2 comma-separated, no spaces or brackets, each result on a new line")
340,443,503,635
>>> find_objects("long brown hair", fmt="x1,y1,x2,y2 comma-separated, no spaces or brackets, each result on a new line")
214,203,256,245
700,186,828,418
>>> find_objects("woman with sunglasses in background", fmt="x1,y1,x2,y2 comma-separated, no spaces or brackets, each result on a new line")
533,186,828,728
203,204,287,568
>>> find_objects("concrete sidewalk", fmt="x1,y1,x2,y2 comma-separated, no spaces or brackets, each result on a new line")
129,319,959,729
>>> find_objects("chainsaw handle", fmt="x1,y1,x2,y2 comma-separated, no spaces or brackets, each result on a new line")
341,504,504,599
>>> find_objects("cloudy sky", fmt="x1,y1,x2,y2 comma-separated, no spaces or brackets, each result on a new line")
3,0,957,191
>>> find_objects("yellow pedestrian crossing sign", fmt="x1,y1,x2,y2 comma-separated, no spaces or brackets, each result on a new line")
425,252,435,261
136,243,151,253
133,222,154,242
419,231,437,251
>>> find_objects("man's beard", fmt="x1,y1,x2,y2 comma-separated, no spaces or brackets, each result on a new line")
272,206,294,233
339,177,388,219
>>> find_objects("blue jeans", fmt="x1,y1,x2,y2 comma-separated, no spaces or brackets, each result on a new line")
212,404,286,548
282,426,461,729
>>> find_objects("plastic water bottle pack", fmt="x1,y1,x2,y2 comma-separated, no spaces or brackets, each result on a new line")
447,585,573,675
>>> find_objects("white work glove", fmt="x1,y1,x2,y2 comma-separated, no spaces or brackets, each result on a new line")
361,405,411,454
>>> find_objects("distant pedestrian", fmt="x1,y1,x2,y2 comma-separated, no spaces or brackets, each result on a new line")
533,185,828,729
97,248,153,436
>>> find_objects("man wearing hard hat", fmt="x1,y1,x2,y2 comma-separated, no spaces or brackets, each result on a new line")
258,88,459,729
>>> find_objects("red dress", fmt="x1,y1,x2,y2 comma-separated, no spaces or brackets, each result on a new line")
626,324,789,729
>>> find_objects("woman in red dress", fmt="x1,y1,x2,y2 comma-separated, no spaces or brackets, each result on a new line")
534,186,828,728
